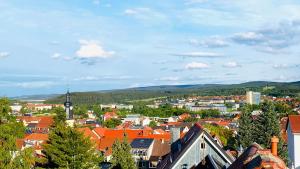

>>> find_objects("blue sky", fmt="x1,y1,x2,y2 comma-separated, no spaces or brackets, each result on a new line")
1,0,300,96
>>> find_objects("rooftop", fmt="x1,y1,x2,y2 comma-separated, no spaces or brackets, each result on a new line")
288,115,300,134
131,138,154,149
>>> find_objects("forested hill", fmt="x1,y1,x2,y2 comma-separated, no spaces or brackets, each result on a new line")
45,81,300,105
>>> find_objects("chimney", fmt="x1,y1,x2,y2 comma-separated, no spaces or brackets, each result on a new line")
271,136,279,156
170,127,180,144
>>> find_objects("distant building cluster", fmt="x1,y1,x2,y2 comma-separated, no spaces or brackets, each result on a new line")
8,90,300,169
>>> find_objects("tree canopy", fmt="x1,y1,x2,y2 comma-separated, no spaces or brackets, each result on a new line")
42,124,102,169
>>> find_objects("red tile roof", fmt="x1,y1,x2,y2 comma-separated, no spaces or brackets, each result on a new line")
24,133,48,141
16,139,24,149
77,127,100,141
91,127,171,156
228,143,287,169
289,115,300,134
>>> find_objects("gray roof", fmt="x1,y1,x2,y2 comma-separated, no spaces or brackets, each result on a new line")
130,138,154,149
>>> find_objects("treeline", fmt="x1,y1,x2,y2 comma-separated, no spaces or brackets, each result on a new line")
45,81,300,105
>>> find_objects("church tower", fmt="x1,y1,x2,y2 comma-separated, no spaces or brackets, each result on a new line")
64,90,73,120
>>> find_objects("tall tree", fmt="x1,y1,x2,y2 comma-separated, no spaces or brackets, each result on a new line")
52,107,66,126
0,98,32,168
43,124,101,169
254,102,280,148
110,138,136,169
0,98,12,124
238,104,255,148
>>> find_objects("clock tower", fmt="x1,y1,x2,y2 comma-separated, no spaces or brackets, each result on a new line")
64,90,73,120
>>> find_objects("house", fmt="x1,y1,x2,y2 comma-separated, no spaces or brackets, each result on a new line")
149,139,170,168
157,123,234,169
123,114,141,125
131,138,155,168
103,112,118,121
178,113,191,121
18,116,53,134
287,115,300,169
228,137,287,169
141,117,151,126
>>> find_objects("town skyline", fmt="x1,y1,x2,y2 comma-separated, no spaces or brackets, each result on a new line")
1,0,300,96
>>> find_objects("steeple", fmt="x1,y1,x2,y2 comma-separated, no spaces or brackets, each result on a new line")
64,90,73,120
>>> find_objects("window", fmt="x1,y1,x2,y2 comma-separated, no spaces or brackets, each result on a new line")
201,142,205,149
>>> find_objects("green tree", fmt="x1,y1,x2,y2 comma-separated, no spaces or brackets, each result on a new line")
103,118,122,128
254,102,280,147
149,121,157,128
52,107,66,125
43,124,101,169
238,104,255,148
0,98,12,124
0,98,31,169
110,138,136,169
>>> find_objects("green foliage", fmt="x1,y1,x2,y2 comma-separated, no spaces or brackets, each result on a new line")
103,118,122,128
195,109,221,118
203,124,235,147
11,148,36,169
238,102,289,164
132,103,188,117
42,124,102,169
149,121,157,128
183,117,199,123
0,97,32,169
73,105,88,118
254,102,280,148
45,81,300,105
0,98,12,124
52,107,66,125
110,138,136,169
238,104,255,148
20,106,30,115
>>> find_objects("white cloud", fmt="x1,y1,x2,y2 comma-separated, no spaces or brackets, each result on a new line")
273,64,289,69
223,61,241,68
15,81,56,88
51,53,61,59
73,75,133,81
232,32,264,43
189,37,229,48
0,52,10,58
157,76,179,81
63,56,72,61
172,52,223,57
124,8,166,22
93,0,100,5
185,62,209,69
76,40,115,59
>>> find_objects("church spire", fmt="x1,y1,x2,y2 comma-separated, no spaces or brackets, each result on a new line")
64,90,73,120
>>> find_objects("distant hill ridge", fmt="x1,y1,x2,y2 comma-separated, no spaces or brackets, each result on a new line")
41,81,300,105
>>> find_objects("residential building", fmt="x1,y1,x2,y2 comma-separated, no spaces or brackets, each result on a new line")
123,114,141,125
246,91,261,105
288,115,300,169
157,123,234,169
131,138,155,168
103,111,118,121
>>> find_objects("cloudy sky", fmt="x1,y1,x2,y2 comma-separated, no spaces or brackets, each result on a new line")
1,0,300,96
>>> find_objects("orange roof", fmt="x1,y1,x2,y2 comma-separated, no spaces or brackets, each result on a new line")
289,115,300,133
178,113,191,120
16,139,24,149
77,127,100,141
91,128,170,156
93,127,107,137
25,133,48,141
